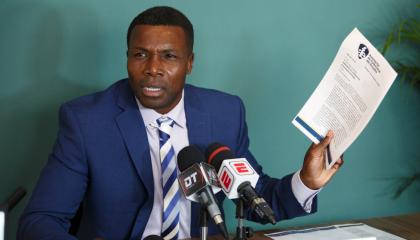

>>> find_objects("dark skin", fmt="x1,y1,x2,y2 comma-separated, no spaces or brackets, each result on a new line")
300,130,344,190
127,25,343,190
127,25,194,114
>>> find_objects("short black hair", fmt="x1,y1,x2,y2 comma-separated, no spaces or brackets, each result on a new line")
127,6,194,52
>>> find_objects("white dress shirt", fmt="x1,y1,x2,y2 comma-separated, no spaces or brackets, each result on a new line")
291,170,320,213
138,91,319,239
139,91,191,239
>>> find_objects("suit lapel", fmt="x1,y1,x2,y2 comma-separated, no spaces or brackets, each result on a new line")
184,85,214,236
115,82,153,196
184,85,212,149
114,82,154,238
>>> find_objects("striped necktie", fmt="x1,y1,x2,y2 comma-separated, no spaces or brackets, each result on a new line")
157,116,180,240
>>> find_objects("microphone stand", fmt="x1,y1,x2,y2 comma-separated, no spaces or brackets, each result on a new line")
234,198,253,240
199,206,208,240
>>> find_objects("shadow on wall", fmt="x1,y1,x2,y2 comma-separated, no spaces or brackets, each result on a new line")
0,2,104,238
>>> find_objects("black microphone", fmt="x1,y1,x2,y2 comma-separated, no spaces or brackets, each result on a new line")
177,145,229,239
0,187,27,213
1,187,27,240
143,235,163,240
206,143,276,224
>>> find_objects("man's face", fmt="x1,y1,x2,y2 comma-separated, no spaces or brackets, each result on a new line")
127,25,194,114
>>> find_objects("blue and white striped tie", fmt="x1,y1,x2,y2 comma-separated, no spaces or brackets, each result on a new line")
157,117,180,240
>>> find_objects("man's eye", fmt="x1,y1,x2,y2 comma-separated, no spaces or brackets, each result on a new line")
133,52,146,58
164,53,177,59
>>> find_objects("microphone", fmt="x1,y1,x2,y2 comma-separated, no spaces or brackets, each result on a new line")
206,143,276,224
1,187,27,240
0,187,26,213
177,145,229,239
143,235,163,240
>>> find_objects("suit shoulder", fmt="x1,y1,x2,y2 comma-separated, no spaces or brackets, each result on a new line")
185,84,243,106
61,79,128,113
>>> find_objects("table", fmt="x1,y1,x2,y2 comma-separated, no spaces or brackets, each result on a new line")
201,212,420,240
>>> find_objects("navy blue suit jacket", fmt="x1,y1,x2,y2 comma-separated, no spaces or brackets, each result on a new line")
18,79,316,239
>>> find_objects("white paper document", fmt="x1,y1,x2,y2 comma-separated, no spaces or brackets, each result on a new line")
265,223,406,240
292,28,397,168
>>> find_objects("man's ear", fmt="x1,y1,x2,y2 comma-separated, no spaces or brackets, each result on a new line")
187,53,194,74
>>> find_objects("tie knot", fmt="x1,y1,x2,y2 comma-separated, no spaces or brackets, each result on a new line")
157,116,175,128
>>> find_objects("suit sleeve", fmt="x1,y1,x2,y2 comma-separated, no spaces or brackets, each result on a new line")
17,104,88,240
233,97,317,223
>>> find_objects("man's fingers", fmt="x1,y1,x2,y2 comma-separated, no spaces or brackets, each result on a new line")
309,130,333,155
328,158,344,178
319,130,333,148
333,160,343,169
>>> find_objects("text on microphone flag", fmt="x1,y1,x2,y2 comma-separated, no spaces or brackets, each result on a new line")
220,166,234,192
230,161,255,175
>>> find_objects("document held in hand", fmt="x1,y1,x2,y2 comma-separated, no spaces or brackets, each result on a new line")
292,28,397,169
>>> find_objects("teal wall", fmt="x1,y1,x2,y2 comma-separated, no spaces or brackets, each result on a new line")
1,0,419,238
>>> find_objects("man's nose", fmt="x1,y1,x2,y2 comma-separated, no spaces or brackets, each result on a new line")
144,55,163,77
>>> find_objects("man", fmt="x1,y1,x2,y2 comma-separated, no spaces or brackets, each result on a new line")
18,6,343,240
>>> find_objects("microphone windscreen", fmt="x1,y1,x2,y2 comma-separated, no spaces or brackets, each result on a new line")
143,235,163,240
177,145,205,171
205,142,235,171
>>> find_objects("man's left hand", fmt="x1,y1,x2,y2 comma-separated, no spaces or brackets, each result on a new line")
300,130,344,190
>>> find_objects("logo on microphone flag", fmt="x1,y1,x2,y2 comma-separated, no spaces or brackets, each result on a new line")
219,166,233,192
184,172,198,189
217,158,259,199
178,163,222,202
230,161,254,175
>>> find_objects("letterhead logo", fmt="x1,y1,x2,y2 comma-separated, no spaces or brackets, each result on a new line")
219,166,233,192
357,43,369,59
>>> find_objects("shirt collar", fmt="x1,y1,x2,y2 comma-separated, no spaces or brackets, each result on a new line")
135,90,186,129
